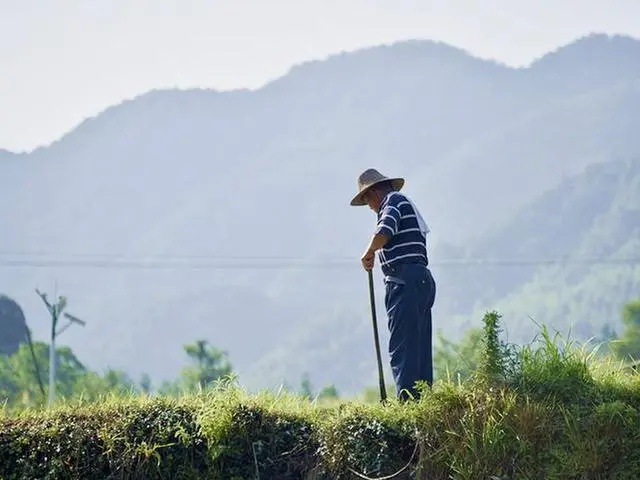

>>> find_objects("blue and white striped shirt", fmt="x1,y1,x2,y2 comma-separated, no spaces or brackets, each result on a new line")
374,191,429,274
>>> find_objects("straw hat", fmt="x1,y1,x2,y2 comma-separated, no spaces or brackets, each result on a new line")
350,168,405,206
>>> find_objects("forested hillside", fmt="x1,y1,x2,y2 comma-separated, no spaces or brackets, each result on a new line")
439,157,640,340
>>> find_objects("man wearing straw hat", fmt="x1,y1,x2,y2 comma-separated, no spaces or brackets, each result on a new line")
351,168,436,401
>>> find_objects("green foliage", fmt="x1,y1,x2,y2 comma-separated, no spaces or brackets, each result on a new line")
360,383,397,404
299,372,313,399
158,340,234,397
611,298,640,362
199,389,320,479
296,373,340,402
0,341,148,410
3,313,640,479
318,384,339,400
595,321,618,355
475,311,509,386
509,325,598,405
180,340,233,393
0,338,235,410
0,397,210,479
434,327,483,383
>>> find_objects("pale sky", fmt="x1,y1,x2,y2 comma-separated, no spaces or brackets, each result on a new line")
1,0,639,152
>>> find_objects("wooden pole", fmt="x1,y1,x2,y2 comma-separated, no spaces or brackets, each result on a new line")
367,270,387,403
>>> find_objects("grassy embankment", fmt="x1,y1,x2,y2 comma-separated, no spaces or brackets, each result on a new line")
2,312,640,479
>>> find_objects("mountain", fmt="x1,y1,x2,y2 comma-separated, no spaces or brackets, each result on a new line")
439,156,640,337
0,295,27,355
1,33,640,394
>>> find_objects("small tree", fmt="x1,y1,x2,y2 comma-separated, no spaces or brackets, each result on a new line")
611,299,640,362
139,373,152,394
318,384,339,400
300,373,313,399
434,327,483,383
181,340,233,391
475,311,510,386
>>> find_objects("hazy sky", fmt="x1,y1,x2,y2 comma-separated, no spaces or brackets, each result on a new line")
1,0,639,152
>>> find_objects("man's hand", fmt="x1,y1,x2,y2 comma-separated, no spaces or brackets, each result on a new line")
360,233,390,271
361,248,375,271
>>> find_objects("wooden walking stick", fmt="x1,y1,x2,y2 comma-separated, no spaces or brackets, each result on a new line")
367,269,387,403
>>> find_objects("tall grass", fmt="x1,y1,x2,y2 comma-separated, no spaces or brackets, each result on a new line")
2,311,640,479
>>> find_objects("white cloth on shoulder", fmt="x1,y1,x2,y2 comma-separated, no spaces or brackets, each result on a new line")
405,195,430,238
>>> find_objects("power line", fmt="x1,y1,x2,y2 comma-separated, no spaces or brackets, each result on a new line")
0,251,328,260
0,256,639,269
1,250,640,263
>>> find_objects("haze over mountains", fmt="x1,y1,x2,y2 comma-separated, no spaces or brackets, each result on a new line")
1,33,639,394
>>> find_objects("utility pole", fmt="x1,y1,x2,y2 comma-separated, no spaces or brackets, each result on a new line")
35,288,87,408
24,325,46,400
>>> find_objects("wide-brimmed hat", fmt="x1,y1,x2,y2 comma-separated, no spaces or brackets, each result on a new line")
350,168,405,206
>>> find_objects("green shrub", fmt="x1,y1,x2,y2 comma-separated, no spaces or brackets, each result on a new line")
318,403,417,478
0,397,210,480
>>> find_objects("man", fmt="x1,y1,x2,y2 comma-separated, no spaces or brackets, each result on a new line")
350,168,436,401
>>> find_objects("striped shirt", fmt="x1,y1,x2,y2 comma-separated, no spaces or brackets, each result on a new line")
374,191,429,274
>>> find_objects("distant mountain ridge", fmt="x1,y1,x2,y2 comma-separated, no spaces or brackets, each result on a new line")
442,156,640,332
529,33,640,81
1,32,639,394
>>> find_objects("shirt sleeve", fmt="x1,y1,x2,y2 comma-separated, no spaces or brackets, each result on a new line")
375,198,401,237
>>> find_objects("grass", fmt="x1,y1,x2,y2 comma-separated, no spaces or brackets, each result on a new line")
2,311,640,479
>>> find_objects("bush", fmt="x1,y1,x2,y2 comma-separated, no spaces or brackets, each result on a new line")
0,396,209,479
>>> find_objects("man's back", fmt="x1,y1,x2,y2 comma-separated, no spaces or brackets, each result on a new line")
375,191,429,275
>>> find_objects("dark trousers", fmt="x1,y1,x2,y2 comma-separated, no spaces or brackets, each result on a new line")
383,263,436,401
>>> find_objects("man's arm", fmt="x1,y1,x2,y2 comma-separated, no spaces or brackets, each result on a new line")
361,233,390,271
361,200,400,270
367,232,391,254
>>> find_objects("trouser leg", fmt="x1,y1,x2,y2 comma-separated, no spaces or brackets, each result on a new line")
385,274,422,401
418,268,436,387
